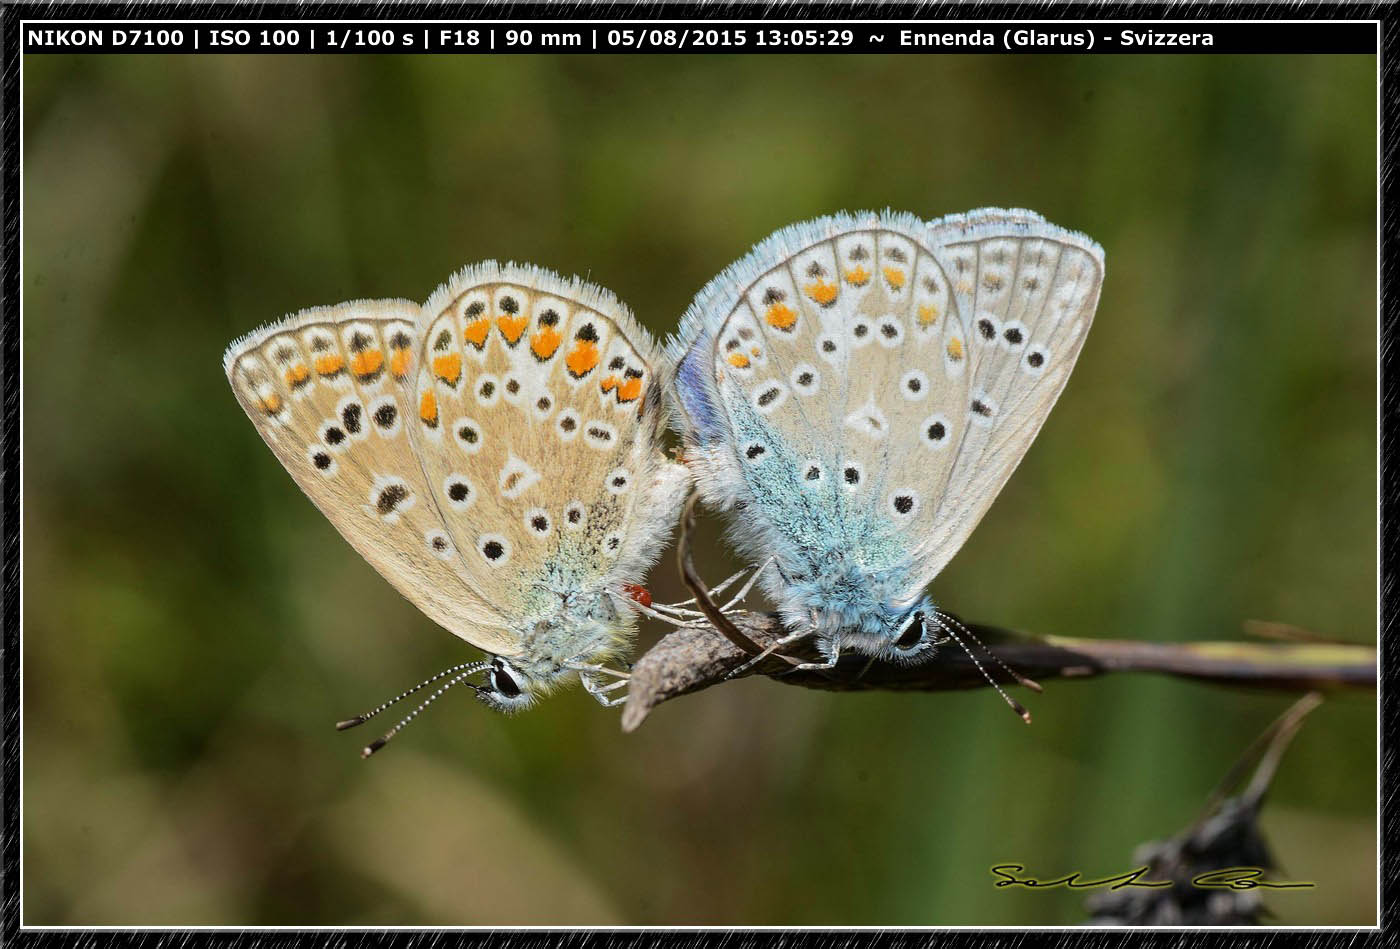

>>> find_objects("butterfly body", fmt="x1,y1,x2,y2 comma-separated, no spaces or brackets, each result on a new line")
670,209,1104,666
508,588,628,671
226,263,688,713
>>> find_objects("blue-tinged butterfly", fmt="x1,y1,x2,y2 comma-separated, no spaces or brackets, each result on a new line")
225,263,689,754
667,209,1104,688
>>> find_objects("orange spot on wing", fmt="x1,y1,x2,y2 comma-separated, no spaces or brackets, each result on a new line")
259,394,283,414
947,338,964,361
805,281,838,306
727,352,750,369
350,350,384,377
617,376,643,402
844,266,870,286
463,319,490,349
622,583,652,609
883,267,906,289
530,327,562,360
600,375,620,393
419,390,438,425
432,353,462,385
314,354,345,376
765,304,796,330
566,341,599,377
496,315,528,345
285,364,310,387
917,304,939,326
390,349,412,378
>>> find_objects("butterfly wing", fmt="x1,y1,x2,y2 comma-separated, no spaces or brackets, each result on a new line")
411,263,687,627
669,213,919,594
902,210,1104,588
670,209,1103,607
224,299,520,657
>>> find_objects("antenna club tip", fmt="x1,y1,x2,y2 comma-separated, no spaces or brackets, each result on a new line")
362,738,388,758
1021,711,1033,725
336,718,365,731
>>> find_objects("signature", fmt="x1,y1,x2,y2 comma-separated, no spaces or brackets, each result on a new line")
991,864,1315,891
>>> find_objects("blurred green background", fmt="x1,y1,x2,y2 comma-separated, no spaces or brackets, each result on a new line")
23,52,1376,925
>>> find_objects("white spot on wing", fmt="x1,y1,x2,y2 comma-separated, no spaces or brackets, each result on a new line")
602,531,624,558
849,318,874,348
921,413,952,449
477,534,511,566
790,364,821,395
443,473,476,511
499,454,541,499
452,416,484,454
843,402,889,440
556,409,581,442
876,317,904,348
900,370,929,401
474,373,501,407
752,381,788,414
889,490,921,519
365,475,415,525
524,508,553,538
305,444,337,477
425,529,456,560
605,468,632,495
584,420,617,450
563,500,587,530
368,394,402,437
816,333,843,365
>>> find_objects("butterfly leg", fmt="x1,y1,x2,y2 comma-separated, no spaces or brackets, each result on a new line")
571,661,631,680
641,559,776,631
655,564,758,612
715,556,774,613
611,591,708,629
723,629,811,680
779,643,843,675
659,558,774,616
579,672,629,708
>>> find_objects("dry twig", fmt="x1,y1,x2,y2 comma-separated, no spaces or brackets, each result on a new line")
620,518,1375,731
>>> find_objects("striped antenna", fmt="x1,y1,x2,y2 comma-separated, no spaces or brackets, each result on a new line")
931,612,1033,725
935,609,1043,694
336,660,490,731
358,667,486,758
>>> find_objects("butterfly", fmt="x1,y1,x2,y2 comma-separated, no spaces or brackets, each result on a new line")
224,262,689,753
667,208,1104,677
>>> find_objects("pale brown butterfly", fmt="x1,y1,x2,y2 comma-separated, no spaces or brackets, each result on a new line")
225,262,689,754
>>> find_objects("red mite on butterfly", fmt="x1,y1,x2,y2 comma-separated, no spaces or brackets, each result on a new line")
622,583,653,608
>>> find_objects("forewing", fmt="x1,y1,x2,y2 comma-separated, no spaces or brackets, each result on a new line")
904,210,1104,586
224,299,519,656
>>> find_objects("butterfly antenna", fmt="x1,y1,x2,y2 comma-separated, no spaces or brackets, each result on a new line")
935,609,1043,694
335,660,490,731
359,667,485,758
931,612,1033,725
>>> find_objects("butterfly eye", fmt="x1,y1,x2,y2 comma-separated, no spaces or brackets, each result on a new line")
490,661,523,698
896,611,925,650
